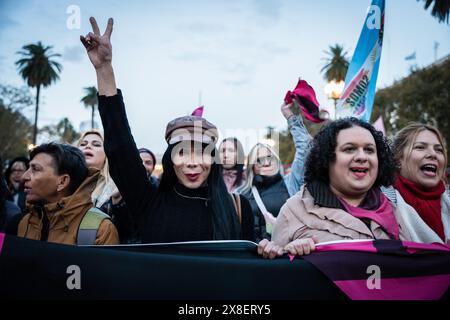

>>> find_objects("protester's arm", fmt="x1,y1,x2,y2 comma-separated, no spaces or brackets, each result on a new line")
281,103,313,196
95,219,120,245
80,17,116,96
81,17,156,221
272,198,324,256
239,195,256,242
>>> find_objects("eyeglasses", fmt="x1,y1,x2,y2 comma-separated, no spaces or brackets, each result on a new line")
256,156,274,166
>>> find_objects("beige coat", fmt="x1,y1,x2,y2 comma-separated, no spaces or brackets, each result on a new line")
272,186,409,247
17,168,119,245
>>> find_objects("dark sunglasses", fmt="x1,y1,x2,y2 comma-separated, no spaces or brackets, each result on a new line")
256,155,274,166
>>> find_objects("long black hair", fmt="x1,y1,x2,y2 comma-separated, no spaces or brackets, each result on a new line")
219,137,245,189
305,117,396,188
159,142,241,240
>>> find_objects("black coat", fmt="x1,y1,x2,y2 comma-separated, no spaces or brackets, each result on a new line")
0,200,23,235
243,174,290,242
98,91,255,243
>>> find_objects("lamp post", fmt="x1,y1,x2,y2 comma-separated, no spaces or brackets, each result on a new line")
324,80,345,120
262,126,276,147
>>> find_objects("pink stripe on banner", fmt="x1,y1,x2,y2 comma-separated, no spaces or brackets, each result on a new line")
315,240,450,254
0,232,5,255
402,241,450,254
315,241,378,253
335,274,450,300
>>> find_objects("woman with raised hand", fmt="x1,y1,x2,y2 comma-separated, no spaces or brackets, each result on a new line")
236,102,312,242
80,17,254,243
258,118,409,259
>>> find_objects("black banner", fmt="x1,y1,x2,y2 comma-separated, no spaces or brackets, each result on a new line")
0,235,345,300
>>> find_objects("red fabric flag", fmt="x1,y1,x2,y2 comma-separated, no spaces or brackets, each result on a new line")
284,79,324,123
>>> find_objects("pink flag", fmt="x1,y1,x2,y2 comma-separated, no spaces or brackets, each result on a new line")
372,116,386,136
284,79,324,123
191,106,204,117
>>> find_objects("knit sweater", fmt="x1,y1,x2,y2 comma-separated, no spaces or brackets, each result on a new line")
98,91,255,243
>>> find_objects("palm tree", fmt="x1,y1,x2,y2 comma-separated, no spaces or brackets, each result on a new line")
15,41,62,144
40,117,80,144
419,0,450,23
56,117,80,143
80,86,98,129
321,44,350,82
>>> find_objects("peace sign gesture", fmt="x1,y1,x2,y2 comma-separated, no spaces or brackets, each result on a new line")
80,17,114,70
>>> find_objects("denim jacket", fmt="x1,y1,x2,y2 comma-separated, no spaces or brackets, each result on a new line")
283,115,313,197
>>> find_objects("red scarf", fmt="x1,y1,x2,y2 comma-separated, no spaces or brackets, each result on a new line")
394,175,445,241
339,191,400,240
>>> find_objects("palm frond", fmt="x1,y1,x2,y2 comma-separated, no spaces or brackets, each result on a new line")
321,44,350,82
421,0,450,23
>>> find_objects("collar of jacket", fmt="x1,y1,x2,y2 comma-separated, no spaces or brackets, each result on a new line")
296,186,376,239
27,168,100,227
307,180,380,210
306,180,343,209
174,181,209,199
253,173,283,189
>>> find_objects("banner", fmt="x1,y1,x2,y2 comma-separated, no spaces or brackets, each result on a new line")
1,234,448,300
0,234,344,299
336,0,385,122
304,240,450,300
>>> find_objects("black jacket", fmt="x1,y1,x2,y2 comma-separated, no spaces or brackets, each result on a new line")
98,91,255,243
0,200,23,235
243,174,290,241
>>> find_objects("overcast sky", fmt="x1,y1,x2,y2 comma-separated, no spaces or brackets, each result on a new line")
1,0,449,155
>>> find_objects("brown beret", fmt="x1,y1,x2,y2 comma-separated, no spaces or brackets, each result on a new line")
165,115,219,145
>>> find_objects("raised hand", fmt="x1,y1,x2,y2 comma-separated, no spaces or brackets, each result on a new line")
80,17,114,70
280,102,295,120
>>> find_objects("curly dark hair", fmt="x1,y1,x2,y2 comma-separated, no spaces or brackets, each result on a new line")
304,117,396,188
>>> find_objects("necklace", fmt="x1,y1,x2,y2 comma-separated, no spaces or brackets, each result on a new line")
173,186,210,204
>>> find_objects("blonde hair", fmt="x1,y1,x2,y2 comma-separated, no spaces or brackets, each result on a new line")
76,130,118,207
236,143,283,195
393,122,448,181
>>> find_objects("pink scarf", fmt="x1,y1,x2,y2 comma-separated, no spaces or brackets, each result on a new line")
223,169,238,193
339,192,400,240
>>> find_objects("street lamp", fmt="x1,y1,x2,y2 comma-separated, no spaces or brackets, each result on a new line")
324,80,345,119
262,126,276,147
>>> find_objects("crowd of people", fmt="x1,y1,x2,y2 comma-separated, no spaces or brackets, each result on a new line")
1,17,449,258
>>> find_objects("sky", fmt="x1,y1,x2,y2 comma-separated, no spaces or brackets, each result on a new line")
1,0,449,155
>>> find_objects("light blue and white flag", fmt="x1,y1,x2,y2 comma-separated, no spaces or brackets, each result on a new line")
336,0,385,122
